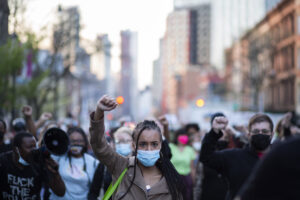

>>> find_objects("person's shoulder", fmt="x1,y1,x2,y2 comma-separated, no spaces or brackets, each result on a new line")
51,154,67,163
0,151,13,168
84,153,99,164
169,143,176,148
0,151,13,160
185,145,195,152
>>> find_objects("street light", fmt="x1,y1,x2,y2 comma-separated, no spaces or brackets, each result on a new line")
196,99,205,107
116,96,124,105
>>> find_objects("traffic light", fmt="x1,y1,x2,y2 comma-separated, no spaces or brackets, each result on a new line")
116,96,124,105
196,99,205,107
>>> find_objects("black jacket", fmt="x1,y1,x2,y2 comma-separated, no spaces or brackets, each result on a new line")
238,136,300,200
88,162,112,200
200,165,228,200
199,129,259,200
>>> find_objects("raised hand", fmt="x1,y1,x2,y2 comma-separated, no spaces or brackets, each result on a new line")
22,105,33,118
212,116,228,134
94,95,118,121
45,157,59,174
40,112,53,122
158,115,169,127
97,95,118,112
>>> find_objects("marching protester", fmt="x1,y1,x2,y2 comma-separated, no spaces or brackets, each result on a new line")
169,128,196,200
50,127,99,200
90,95,184,200
236,135,300,200
0,132,66,199
194,113,232,200
200,113,274,200
88,126,130,200
113,126,134,157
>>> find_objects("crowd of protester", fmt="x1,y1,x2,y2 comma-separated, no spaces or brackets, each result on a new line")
0,94,299,200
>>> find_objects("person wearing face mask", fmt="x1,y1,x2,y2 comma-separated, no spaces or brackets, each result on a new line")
169,128,196,200
49,127,99,200
114,127,134,157
199,113,274,200
235,135,300,200
0,132,65,199
194,113,232,200
90,95,184,200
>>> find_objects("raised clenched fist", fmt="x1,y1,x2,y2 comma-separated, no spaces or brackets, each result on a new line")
96,95,118,112
22,105,33,117
40,112,52,122
158,115,168,127
212,116,228,134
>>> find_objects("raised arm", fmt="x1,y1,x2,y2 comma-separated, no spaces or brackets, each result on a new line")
158,115,170,141
22,106,37,138
199,116,228,173
89,95,127,176
35,112,52,130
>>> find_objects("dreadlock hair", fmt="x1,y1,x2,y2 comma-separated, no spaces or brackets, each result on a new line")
118,120,184,200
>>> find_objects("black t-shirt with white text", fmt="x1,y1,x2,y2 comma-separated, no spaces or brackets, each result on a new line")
0,151,46,200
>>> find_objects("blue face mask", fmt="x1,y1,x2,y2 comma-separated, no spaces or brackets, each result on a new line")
116,143,132,156
137,149,160,167
16,148,30,166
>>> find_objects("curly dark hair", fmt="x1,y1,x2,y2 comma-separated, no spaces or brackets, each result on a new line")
119,120,184,200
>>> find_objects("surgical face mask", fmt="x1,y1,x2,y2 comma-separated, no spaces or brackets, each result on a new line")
178,135,189,145
116,143,132,156
70,145,83,155
16,148,30,166
137,149,160,167
192,142,201,151
250,134,271,151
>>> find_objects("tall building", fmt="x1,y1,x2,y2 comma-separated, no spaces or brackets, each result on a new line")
91,34,114,96
120,30,138,120
53,6,80,68
265,0,282,12
192,4,211,65
174,0,266,69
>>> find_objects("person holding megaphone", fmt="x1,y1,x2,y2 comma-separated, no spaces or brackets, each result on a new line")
49,127,99,200
89,95,184,200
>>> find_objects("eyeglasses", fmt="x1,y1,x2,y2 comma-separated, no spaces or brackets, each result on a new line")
115,139,132,144
251,129,271,135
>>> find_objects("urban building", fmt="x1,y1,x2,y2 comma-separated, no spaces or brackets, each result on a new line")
190,4,211,65
227,0,300,112
53,6,80,68
120,30,138,120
